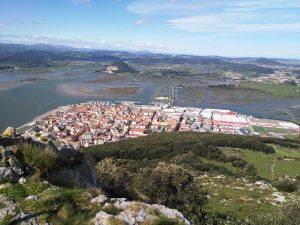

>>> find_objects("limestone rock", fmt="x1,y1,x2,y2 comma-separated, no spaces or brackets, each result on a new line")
0,148,23,169
91,196,190,225
11,212,51,225
19,177,27,184
0,183,12,190
93,211,112,225
151,204,190,224
0,166,23,182
91,195,108,204
25,195,38,201
0,195,17,222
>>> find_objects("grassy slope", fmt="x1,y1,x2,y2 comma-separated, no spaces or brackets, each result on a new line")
239,82,300,97
83,132,300,218
244,148,300,179
0,181,105,225
242,150,272,180
199,157,242,175
202,176,281,218
209,146,300,217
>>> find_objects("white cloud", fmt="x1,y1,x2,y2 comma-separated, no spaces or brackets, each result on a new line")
167,14,300,33
127,0,300,15
127,0,212,15
135,18,146,25
127,0,300,33
71,0,91,5
0,23,4,28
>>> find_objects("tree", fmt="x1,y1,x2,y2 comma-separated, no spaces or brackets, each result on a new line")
133,163,208,224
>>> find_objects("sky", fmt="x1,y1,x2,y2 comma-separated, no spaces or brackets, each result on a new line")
0,0,300,58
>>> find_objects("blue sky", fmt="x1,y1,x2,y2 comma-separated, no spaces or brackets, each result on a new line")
0,0,300,58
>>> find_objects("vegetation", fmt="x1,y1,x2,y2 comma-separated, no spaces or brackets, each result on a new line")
145,216,186,225
253,126,289,133
239,81,300,97
0,181,50,201
97,159,208,224
272,180,298,192
40,136,48,142
82,132,300,223
21,144,60,179
102,204,122,215
84,133,278,166
249,202,300,225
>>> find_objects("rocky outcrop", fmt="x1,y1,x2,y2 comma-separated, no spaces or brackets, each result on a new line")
0,195,18,222
0,137,98,188
0,145,25,182
0,167,23,182
92,195,190,225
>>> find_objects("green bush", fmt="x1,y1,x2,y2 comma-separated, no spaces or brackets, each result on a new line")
250,202,300,225
40,136,48,142
102,204,121,215
0,214,15,225
97,160,208,224
21,144,60,179
272,180,298,192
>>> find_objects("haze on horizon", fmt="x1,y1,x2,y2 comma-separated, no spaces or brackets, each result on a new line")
0,0,300,59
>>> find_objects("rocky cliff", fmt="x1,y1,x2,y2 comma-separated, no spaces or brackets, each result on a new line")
0,136,98,188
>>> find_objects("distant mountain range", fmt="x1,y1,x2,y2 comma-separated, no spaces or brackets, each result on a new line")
0,42,299,73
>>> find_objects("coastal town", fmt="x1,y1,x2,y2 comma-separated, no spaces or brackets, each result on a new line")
21,101,300,149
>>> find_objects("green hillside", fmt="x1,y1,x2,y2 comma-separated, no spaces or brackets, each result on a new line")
83,132,300,222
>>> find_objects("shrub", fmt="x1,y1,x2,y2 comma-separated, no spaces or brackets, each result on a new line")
0,214,15,225
272,180,298,193
204,212,246,225
97,159,208,224
58,203,75,220
133,163,208,224
250,202,300,225
21,144,60,179
40,136,48,142
102,204,121,215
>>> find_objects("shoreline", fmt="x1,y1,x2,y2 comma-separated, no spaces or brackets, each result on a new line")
16,105,72,131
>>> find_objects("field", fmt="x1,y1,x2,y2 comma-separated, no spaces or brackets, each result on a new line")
239,82,300,97
242,150,273,179
222,147,300,180
203,147,300,217
253,126,290,134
